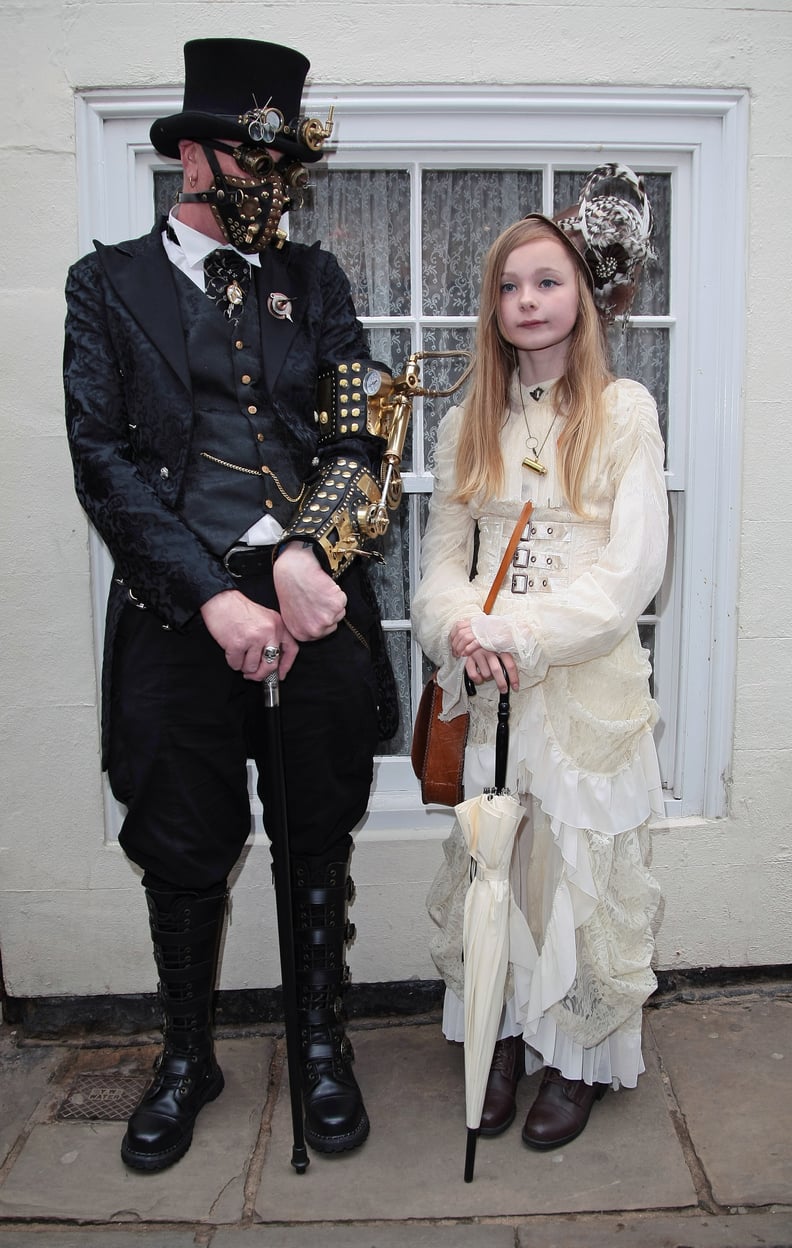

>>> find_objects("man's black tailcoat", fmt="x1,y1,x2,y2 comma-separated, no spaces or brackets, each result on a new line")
64,222,382,767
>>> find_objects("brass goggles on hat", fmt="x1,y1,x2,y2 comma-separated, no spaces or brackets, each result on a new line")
239,103,334,153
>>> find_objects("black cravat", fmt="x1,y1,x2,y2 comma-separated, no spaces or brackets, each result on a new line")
203,248,251,322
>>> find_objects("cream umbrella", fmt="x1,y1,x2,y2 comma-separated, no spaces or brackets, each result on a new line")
458,672,530,1182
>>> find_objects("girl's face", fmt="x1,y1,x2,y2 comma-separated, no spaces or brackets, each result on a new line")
498,237,580,377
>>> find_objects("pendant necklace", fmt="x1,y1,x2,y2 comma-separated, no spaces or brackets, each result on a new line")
519,383,559,475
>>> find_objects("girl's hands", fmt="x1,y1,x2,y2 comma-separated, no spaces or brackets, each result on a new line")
450,620,519,692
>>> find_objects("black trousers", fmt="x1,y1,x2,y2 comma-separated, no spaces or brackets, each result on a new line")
108,560,380,890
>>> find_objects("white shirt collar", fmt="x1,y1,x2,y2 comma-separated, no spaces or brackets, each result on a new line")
163,210,261,289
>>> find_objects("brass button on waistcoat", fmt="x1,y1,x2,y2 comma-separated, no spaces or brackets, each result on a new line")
248,405,257,415
241,374,252,384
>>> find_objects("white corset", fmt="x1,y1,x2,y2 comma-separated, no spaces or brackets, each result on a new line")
473,506,611,600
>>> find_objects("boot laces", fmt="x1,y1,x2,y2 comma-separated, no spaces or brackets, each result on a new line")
491,1037,518,1077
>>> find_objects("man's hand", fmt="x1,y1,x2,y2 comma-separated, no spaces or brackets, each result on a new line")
273,543,347,641
449,619,519,692
200,590,299,680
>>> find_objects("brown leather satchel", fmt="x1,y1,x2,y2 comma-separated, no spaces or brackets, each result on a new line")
411,671,470,806
411,501,533,806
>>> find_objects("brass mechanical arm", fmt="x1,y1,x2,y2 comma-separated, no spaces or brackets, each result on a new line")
282,350,474,577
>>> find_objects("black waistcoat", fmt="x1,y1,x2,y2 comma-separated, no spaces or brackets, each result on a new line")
174,272,298,555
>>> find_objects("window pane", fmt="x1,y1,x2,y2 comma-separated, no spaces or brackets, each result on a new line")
368,497,410,622
634,173,671,317
154,171,182,219
420,325,477,466
554,170,671,316
367,326,413,374
378,629,413,755
289,168,411,316
366,495,412,755
608,325,670,448
638,623,656,698
422,170,543,315
553,170,585,216
367,327,415,472
368,502,411,753
417,490,431,549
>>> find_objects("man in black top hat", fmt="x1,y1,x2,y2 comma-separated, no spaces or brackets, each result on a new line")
64,38,397,1172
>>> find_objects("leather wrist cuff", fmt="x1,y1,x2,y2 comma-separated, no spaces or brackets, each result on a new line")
281,458,384,578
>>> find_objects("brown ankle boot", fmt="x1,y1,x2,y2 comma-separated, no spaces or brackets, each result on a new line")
521,1067,607,1150
478,1035,525,1137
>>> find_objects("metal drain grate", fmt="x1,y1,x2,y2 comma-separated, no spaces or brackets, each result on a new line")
56,1072,148,1122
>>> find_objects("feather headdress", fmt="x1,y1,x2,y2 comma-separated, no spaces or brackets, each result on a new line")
554,163,655,322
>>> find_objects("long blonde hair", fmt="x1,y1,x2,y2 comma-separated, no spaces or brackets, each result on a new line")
454,217,612,514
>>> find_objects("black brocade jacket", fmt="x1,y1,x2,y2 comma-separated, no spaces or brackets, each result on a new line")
63,222,383,759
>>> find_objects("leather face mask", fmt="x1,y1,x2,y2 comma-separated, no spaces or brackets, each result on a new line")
179,142,306,253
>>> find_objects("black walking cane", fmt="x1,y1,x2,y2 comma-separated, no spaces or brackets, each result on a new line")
261,663,310,1175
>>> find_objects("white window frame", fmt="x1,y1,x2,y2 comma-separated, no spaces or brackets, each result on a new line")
75,84,747,841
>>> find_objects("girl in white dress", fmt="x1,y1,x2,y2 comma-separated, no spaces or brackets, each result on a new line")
411,165,667,1151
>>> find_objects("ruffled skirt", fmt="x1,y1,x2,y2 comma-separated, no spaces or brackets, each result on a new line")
427,686,663,1089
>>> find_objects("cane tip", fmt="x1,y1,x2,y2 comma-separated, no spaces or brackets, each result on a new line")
291,1148,310,1174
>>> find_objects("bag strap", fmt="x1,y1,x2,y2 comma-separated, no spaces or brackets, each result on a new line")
482,500,534,615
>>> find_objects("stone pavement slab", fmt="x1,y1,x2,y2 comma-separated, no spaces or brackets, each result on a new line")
213,1210,792,1247
0,1032,62,1170
1,1214,791,1248
0,1235,197,1247
523,1213,792,1243
649,995,792,1208
257,1020,696,1222
215,1226,517,1247
0,1037,272,1224
512,1211,792,1247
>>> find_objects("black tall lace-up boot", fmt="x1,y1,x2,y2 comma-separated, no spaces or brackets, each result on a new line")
121,885,227,1172
291,857,369,1153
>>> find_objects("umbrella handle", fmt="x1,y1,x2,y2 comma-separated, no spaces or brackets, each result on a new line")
262,670,310,1175
464,1127,477,1182
494,660,511,793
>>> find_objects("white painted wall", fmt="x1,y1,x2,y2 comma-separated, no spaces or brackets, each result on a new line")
0,0,789,1003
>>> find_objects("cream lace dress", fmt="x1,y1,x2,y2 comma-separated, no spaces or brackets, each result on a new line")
411,374,668,1089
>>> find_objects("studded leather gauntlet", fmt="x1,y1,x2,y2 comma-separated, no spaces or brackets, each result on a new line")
280,359,395,577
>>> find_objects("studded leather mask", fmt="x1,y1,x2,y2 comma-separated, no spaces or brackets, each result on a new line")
179,142,306,254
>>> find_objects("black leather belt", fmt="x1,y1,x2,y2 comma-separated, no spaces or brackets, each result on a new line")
223,544,274,577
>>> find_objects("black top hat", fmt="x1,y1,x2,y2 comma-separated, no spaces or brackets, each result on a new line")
150,38,327,164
